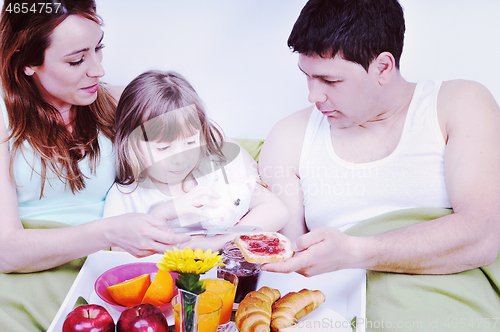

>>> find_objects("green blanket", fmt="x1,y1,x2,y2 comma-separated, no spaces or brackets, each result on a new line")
233,138,264,162
2,209,499,331
345,207,500,331
0,220,86,332
0,139,264,332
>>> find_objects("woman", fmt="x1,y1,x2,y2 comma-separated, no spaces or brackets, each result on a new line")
0,0,191,273
0,1,190,329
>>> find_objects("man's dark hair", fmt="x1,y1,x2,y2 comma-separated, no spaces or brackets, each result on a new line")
288,0,405,71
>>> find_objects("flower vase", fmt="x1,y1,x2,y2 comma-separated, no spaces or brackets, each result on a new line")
177,289,200,332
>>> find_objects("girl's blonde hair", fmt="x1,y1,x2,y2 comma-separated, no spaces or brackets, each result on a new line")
114,70,225,186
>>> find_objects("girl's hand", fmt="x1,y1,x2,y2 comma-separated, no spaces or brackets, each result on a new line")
176,233,234,252
150,185,220,221
103,213,191,257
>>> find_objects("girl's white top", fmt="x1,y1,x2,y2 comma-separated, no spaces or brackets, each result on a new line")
103,148,258,231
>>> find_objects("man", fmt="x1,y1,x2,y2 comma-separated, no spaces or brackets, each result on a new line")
259,0,500,328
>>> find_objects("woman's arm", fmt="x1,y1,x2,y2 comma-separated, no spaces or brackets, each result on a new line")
0,115,189,273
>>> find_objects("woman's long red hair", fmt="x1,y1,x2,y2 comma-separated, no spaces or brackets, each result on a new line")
0,0,116,197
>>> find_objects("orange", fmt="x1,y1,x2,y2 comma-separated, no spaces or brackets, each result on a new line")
203,279,236,324
203,279,234,292
107,273,150,307
142,269,175,307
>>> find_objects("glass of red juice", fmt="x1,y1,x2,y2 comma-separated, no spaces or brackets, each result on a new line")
217,241,261,303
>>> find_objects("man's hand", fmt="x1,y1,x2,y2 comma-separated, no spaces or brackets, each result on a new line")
261,226,359,277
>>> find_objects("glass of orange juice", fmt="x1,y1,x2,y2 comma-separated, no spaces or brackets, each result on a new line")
172,291,222,332
202,270,238,331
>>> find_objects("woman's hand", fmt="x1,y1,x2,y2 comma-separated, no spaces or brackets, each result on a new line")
261,227,359,277
150,185,220,221
103,213,191,257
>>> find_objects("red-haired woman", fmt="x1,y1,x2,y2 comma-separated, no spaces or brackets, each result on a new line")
0,0,193,284
0,1,190,328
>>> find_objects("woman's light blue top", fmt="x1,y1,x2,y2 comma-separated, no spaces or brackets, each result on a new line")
1,100,116,225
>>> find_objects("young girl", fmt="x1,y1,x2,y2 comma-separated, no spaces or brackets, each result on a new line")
103,70,288,251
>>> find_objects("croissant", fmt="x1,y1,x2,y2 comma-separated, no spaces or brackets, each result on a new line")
235,286,281,332
270,289,326,331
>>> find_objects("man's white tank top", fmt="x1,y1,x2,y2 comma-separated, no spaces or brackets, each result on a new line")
299,80,452,232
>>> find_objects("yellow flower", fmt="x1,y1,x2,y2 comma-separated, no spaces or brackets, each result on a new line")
157,247,225,275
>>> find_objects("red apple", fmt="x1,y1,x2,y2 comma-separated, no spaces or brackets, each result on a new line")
117,303,168,332
62,304,114,332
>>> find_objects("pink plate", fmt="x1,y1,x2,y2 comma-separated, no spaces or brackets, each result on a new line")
94,262,177,313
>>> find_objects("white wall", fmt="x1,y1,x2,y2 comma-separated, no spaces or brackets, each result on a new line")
399,0,500,96
97,0,500,139
97,0,311,140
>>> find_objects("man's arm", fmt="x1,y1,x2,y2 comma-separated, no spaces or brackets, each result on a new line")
368,80,500,273
263,80,500,276
259,107,313,241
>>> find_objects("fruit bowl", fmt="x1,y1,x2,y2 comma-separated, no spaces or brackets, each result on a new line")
94,262,177,313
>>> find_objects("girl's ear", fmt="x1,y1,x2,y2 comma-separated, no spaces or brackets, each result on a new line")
24,66,35,76
371,52,396,86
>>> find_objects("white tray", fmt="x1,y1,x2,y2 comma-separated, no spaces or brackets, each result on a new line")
48,250,366,332
256,267,366,332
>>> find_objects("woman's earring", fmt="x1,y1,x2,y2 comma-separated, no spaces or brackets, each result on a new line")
24,67,35,76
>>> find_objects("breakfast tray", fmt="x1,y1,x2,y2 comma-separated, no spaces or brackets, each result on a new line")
48,250,366,332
